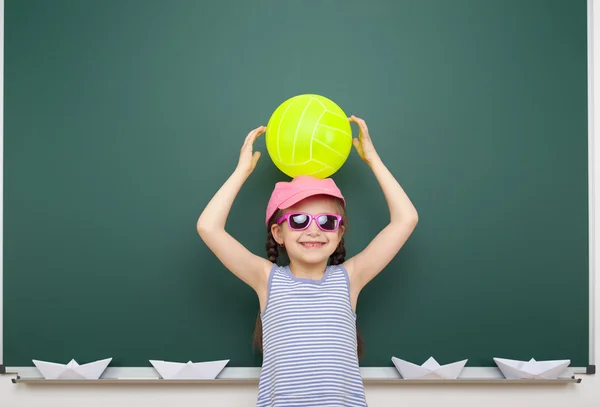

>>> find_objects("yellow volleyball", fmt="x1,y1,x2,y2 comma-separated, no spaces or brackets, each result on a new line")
266,94,352,179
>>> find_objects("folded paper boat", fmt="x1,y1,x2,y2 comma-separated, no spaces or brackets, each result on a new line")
493,357,570,379
149,359,230,379
391,356,468,379
32,358,112,380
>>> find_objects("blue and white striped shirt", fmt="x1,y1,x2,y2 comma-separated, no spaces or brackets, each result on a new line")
256,264,368,407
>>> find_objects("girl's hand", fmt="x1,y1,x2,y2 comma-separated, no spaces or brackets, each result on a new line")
349,115,379,166
236,126,266,175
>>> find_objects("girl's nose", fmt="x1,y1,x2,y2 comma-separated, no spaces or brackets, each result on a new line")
306,219,321,234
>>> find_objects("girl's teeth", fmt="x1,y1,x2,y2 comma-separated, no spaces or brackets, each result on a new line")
302,243,323,247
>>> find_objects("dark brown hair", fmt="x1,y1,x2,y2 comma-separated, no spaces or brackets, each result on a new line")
252,197,364,359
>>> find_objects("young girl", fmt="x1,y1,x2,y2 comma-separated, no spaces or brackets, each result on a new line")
197,116,418,407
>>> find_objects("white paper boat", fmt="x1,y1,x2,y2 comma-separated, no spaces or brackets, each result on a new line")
493,357,570,379
32,358,112,380
392,356,468,379
149,359,230,379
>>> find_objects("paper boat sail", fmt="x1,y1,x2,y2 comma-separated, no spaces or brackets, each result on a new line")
392,356,468,379
32,358,112,380
149,359,230,379
493,358,570,379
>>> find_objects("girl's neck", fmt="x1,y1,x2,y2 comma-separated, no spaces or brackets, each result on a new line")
288,260,328,280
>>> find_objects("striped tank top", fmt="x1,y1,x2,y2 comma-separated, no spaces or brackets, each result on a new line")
256,264,368,407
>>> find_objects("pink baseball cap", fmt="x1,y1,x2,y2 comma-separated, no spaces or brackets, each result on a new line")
265,176,346,225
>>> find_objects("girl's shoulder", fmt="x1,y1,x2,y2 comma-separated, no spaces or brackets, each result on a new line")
328,263,351,282
268,263,290,278
327,263,349,275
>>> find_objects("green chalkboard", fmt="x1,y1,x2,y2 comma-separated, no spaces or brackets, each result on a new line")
4,0,589,368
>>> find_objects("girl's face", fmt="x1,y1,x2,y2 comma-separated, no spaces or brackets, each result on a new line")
271,195,345,266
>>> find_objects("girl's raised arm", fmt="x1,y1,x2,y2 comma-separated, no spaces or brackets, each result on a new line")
344,116,419,294
197,126,273,295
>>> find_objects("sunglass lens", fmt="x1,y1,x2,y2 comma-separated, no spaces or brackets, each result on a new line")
289,214,309,229
318,215,339,231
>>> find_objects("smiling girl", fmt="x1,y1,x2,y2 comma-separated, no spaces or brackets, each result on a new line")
197,115,418,407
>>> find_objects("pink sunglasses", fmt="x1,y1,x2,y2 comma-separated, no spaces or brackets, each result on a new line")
277,213,343,232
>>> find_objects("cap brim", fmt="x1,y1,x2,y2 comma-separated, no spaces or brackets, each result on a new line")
278,189,345,210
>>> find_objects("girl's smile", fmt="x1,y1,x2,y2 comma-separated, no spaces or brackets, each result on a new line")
298,241,327,249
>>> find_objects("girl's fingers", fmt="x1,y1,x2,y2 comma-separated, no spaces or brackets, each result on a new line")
244,126,266,147
349,116,368,133
250,126,266,141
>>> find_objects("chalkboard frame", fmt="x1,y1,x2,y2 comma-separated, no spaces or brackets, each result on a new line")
0,0,596,380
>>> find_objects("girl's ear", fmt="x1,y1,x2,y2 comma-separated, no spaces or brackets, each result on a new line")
271,223,284,245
